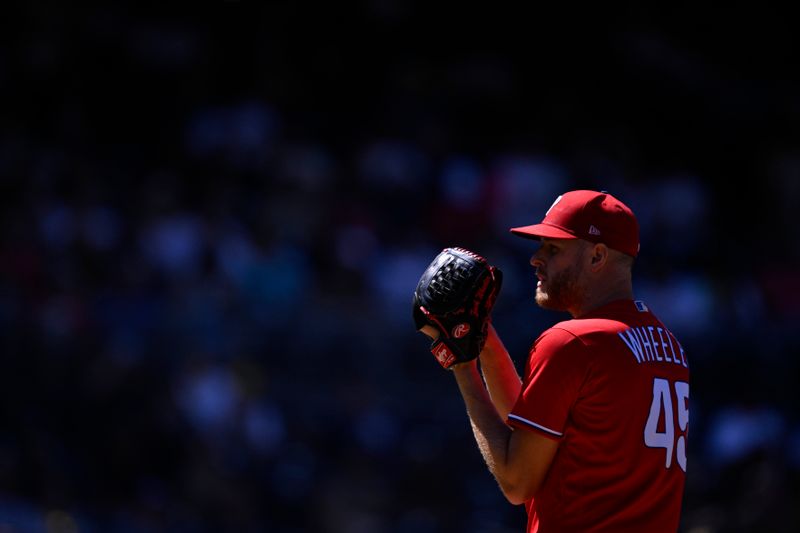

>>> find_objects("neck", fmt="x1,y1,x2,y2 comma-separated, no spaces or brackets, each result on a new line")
569,275,633,318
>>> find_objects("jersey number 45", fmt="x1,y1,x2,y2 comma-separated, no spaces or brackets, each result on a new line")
644,378,689,472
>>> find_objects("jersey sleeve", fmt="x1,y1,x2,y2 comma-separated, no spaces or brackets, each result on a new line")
507,327,588,440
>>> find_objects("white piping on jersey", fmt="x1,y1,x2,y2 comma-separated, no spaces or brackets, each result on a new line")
507,414,563,437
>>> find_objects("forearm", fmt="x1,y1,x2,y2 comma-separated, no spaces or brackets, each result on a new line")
479,325,522,419
453,361,514,490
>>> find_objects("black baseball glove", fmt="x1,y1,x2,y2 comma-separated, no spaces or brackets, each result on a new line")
412,247,502,369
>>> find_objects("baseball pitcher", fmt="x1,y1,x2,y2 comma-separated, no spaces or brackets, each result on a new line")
413,190,689,532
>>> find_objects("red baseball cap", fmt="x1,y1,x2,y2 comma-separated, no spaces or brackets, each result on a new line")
509,190,640,257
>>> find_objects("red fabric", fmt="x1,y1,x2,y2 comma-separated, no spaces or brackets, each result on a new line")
508,300,689,533
509,190,640,257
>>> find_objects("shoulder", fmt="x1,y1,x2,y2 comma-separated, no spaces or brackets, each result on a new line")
551,317,630,339
527,324,594,376
532,324,586,358
533,318,628,355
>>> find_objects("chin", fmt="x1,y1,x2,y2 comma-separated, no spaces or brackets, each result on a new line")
535,291,551,308
536,291,567,312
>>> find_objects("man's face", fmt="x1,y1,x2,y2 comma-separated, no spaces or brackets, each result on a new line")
530,238,589,312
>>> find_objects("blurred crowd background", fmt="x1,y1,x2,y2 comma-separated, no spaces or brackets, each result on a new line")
1,3,799,532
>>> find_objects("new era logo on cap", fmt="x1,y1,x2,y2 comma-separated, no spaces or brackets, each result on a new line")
588,225,601,235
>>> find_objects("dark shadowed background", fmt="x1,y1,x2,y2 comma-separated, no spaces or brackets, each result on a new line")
1,3,798,532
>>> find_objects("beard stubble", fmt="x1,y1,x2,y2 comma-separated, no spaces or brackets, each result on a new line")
535,261,587,312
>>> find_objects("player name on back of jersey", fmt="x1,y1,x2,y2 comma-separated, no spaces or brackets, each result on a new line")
618,325,688,367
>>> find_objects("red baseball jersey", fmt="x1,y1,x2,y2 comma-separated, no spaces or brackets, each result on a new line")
507,299,689,533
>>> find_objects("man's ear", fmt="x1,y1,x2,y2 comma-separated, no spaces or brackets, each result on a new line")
589,243,609,271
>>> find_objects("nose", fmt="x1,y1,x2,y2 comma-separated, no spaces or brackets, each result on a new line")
530,252,544,268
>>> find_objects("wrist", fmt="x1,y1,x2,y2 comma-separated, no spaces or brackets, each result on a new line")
450,358,478,372
480,325,503,358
